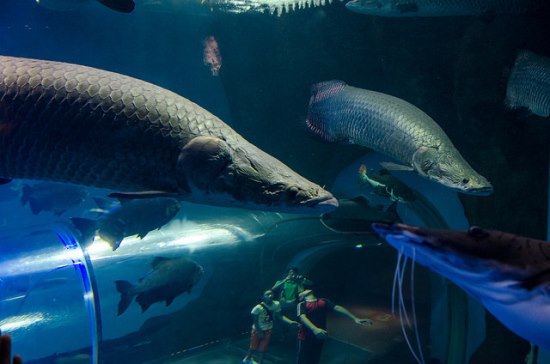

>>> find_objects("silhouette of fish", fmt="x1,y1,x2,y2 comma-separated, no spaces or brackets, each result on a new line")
20,182,88,215
70,198,180,250
115,256,204,315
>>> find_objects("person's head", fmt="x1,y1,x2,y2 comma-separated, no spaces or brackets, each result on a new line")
287,267,299,279
298,289,314,301
262,289,275,304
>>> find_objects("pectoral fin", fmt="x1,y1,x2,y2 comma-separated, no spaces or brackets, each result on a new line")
411,146,438,176
176,136,233,190
380,162,414,172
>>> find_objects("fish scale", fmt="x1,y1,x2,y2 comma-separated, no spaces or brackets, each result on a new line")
506,50,550,118
0,56,239,191
317,84,447,164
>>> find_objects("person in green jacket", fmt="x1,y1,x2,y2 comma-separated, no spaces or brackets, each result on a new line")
272,267,313,312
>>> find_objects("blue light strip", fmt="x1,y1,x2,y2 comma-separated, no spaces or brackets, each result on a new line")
56,227,101,364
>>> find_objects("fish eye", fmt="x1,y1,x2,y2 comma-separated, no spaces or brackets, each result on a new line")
462,178,470,184
468,226,488,238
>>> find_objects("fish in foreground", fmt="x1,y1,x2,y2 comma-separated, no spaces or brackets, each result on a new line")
506,50,550,118
372,222,550,350
115,256,204,315
71,197,180,250
358,164,416,203
0,56,337,214
20,182,88,215
305,80,492,195
345,0,546,17
36,0,135,13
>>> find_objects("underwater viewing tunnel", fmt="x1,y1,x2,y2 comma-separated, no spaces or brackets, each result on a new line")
1,0,550,363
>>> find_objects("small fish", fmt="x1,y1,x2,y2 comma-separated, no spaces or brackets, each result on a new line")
70,198,181,250
372,222,550,350
20,182,88,215
36,0,135,13
115,256,204,315
345,0,546,17
506,50,550,118
203,36,222,76
358,164,416,203
305,80,492,195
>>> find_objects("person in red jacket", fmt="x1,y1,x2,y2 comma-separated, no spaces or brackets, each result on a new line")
296,289,372,364
243,289,299,364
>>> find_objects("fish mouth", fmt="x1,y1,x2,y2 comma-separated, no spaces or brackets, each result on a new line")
304,195,339,213
463,185,494,196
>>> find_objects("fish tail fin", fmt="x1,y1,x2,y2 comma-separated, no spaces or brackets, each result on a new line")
115,280,135,316
304,80,347,143
70,217,97,246
28,198,42,215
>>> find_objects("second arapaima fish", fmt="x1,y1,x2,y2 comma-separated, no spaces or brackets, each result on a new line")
305,80,492,195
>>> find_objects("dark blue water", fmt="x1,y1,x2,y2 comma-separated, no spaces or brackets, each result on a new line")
1,1,550,363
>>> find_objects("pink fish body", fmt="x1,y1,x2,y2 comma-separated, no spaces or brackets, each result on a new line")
203,36,222,76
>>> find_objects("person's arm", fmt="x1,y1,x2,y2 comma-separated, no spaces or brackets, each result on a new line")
0,335,23,364
274,311,299,327
299,314,328,338
334,305,373,326
271,279,286,291
300,276,313,286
